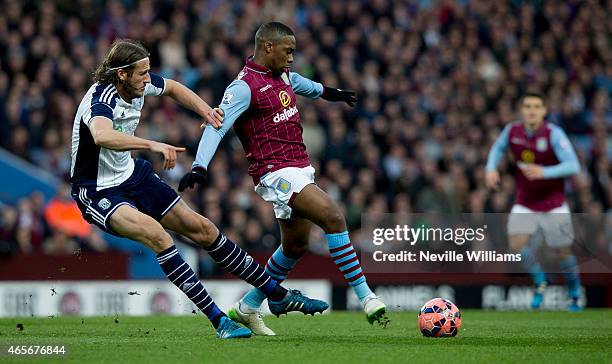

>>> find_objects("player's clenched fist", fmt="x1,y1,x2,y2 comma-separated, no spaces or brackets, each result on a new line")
150,142,185,170
485,170,500,190
178,167,207,192
519,163,545,180
321,86,357,107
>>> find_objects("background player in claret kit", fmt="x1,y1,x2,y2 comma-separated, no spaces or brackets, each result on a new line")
70,39,328,339
179,22,387,335
485,92,582,311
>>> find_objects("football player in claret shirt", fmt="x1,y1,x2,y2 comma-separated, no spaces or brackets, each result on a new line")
485,91,582,311
180,22,387,335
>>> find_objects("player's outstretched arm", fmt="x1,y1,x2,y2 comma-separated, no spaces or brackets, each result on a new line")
178,80,251,192
163,79,223,128
289,71,357,107
90,117,185,170
321,86,357,107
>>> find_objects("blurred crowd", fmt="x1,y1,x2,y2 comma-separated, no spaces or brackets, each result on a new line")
0,0,610,261
0,184,108,256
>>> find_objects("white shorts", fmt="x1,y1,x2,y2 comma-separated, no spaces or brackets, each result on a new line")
507,203,574,247
254,165,315,219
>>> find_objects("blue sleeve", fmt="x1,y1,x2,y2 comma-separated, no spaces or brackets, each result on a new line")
90,103,113,121
541,126,580,179
485,124,511,171
87,84,117,125
193,80,251,169
289,72,323,99
144,73,166,96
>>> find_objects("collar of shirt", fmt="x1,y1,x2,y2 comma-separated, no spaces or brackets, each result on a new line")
246,56,272,74
522,120,547,137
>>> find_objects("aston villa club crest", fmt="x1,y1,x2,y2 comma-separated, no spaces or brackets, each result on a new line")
536,137,548,152
276,178,292,193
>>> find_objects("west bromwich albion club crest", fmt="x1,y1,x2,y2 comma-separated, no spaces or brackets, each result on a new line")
536,137,548,152
98,198,111,210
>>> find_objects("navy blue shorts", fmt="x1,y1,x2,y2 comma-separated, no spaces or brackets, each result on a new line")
71,159,180,235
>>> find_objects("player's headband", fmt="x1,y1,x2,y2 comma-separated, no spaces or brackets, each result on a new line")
108,56,149,71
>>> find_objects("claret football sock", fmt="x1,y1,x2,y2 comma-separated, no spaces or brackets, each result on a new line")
204,234,288,301
264,246,299,282
326,231,373,303
157,245,224,328
241,246,298,310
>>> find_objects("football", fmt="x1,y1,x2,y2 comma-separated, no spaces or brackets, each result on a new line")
418,298,462,337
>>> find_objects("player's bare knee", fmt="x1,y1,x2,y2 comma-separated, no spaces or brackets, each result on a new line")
509,241,524,252
322,208,346,233
283,240,309,258
143,229,173,253
193,217,219,248
557,247,571,260
508,235,529,252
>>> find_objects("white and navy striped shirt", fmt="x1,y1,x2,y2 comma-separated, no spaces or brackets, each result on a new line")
70,73,165,190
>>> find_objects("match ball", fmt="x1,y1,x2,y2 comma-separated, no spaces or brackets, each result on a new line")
418,298,461,337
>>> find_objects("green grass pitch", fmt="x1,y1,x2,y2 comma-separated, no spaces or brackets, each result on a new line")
0,310,610,363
